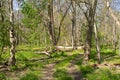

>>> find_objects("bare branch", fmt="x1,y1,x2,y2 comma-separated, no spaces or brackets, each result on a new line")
56,2,72,44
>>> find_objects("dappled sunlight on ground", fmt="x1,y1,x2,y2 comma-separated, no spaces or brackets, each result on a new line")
0,48,120,80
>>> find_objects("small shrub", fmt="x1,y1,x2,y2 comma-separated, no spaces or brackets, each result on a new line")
111,73,120,80
86,69,110,80
0,72,6,80
10,65,18,71
80,65,94,75
76,59,83,65
20,73,38,80
86,69,120,80
60,51,68,57
54,68,72,80
55,58,71,68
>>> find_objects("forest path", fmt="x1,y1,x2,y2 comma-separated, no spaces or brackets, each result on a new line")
67,54,83,80
40,53,83,80
41,63,55,80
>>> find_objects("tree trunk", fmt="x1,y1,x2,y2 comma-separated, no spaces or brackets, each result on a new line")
118,28,120,56
48,0,56,46
107,0,120,55
0,1,4,57
84,25,93,62
84,0,97,63
71,0,77,50
94,23,101,63
113,23,117,52
8,0,16,66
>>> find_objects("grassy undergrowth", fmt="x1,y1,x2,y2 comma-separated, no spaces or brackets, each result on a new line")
54,68,72,80
80,65,120,80
0,47,120,80
20,72,39,80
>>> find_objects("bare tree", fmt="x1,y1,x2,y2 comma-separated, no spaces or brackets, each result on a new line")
47,0,72,48
48,0,56,46
94,22,101,63
112,21,117,52
71,0,77,49
83,0,98,62
107,0,120,55
0,0,4,57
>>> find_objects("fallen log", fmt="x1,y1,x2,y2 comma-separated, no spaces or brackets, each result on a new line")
34,46,84,56
55,46,84,50
34,49,58,56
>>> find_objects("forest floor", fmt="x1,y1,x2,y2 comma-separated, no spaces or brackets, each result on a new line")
0,47,120,80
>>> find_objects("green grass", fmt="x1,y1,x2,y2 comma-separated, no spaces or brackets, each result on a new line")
0,72,6,80
16,51,43,60
20,72,39,80
90,48,117,63
80,65,94,76
53,68,72,80
55,58,71,68
86,69,120,80
1,47,120,80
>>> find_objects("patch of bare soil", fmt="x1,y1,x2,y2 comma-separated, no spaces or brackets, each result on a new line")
41,54,83,80
41,63,55,80
67,54,83,80
0,64,29,80
67,65,82,80
5,69,29,80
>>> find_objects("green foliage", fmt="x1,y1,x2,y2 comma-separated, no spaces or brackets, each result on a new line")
9,65,18,71
90,48,117,63
16,51,41,61
19,0,51,46
1,51,10,60
21,1,42,28
15,51,44,69
21,2,37,18
51,51,68,58
55,58,71,68
75,59,83,65
54,68,72,80
0,72,6,80
80,23,88,42
86,69,120,80
80,65,94,75
0,16,9,50
90,49,97,60
20,72,38,80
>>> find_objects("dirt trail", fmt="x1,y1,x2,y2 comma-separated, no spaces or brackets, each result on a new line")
67,65,82,80
41,54,83,80
67,55,82,80
41,63,55,80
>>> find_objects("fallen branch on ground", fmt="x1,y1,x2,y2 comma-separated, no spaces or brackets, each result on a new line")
55,46,84,50
34,46,84,56
35,51,51,56
34,49,58,56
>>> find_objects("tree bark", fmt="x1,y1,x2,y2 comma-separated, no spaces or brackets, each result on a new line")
84,0,98,62
113,23,117,52
94,23,101,63
0,1,4,57
8,0,16,66
84,25,93,62
107,0,120,55
48,0,56,46
71,0,77,50
47,0,72,49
